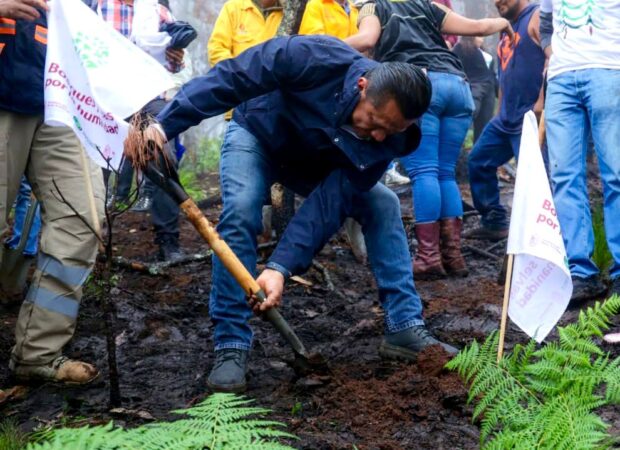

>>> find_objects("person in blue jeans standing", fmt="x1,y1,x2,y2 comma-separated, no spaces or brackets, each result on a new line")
347,0,513,280
465,0,545,242
5,176,41,257
540,0,620,304
149,35,458,392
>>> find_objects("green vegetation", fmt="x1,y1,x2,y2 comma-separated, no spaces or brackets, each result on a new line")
592,205,612,275
0,419,29,450
446,295,620,450
27,393,296,450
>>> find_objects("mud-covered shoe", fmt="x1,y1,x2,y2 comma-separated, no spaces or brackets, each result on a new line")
11,356,99,385
207,349,248,393
379,326,458,361
570,275,607,305
157,236,185,263
463,226,508,242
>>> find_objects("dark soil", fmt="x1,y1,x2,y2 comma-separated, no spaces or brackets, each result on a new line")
1,172,619,449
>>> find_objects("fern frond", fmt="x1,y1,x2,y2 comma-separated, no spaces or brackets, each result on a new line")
28,393,297,450
25,423,124,450
538,394,609,450
446,297,620,450
482,428,539,450
574,296,620,339
445,331,499,383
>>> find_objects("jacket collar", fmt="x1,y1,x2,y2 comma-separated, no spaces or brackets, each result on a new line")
334,57,378,127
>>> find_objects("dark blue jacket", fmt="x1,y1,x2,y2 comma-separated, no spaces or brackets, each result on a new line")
0,14,48,115
157,35,421,276
0,1,97,115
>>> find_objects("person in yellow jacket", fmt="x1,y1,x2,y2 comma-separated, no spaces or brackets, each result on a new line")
208,0,282,67
298,0,358,40
208,0,282,122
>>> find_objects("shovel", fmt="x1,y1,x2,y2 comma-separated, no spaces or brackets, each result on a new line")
0,196,39,296
126,139,327,375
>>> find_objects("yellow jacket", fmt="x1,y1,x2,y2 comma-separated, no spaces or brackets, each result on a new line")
208,0,282,66
298,0,358,40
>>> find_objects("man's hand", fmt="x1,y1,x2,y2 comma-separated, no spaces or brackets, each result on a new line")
0,0,47,20
165,47,184,66
248,269,285,314
499,19,516,46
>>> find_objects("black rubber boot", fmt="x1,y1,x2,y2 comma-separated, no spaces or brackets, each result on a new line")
570,275,607,306
157,235,185,262
379,326,458,361
207,349,249,393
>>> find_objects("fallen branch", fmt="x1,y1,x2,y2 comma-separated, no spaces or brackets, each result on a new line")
485,238,508,253
311,260,345,299
462,245,502,262
112,252,212,276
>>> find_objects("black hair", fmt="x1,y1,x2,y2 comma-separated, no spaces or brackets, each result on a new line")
364,62,432,120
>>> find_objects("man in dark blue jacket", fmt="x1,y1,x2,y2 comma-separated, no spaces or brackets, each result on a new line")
153,35,457,392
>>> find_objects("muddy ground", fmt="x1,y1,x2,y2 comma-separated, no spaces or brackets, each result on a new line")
1,173,619,449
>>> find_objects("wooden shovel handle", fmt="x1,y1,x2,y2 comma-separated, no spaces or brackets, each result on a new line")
179,199,263,299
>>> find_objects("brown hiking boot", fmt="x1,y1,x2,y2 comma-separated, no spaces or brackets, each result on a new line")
440,218,468,277
413,222,447,280
11,356,99,385
463,225,508,241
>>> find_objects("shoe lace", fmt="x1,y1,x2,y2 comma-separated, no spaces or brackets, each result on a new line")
411,326,437,344
51,356,70,370
213,349,245,369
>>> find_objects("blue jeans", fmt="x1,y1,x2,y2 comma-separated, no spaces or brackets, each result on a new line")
468,118,521,230
211,121,425,350
5,176,41,256
546,68,620,279
401,71,474,223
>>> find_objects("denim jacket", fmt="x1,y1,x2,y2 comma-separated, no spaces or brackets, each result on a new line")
157,35,421,275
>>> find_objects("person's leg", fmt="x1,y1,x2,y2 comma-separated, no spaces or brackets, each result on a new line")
352,184,424,331
207,121,274,392
467,119,515,237
143,99,183,260
474,82,495,143
351,183,456,358
401,73,444,279
6,177,41,256
437,75,474,275
546,71,605,302
114,157,134,201
0,111,37,261
584,69,620,282
438,75,474,220
401,110,441,224
12,123,104,383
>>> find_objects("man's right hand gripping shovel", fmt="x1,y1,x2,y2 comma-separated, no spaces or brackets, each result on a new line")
125,120,327,375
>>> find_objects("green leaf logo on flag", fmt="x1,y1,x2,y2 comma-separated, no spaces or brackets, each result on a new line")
74,31,110,69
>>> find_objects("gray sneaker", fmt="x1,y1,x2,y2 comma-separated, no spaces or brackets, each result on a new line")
379,326,458,361
207,349,249,393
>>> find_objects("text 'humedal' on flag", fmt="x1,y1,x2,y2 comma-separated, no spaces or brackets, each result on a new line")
44,0,173,170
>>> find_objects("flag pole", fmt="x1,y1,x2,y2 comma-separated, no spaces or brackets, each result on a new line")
497,253,514,361
497,111,546,361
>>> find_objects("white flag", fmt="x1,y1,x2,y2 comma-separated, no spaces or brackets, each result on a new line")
507,111,573,342
44,0,173,169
